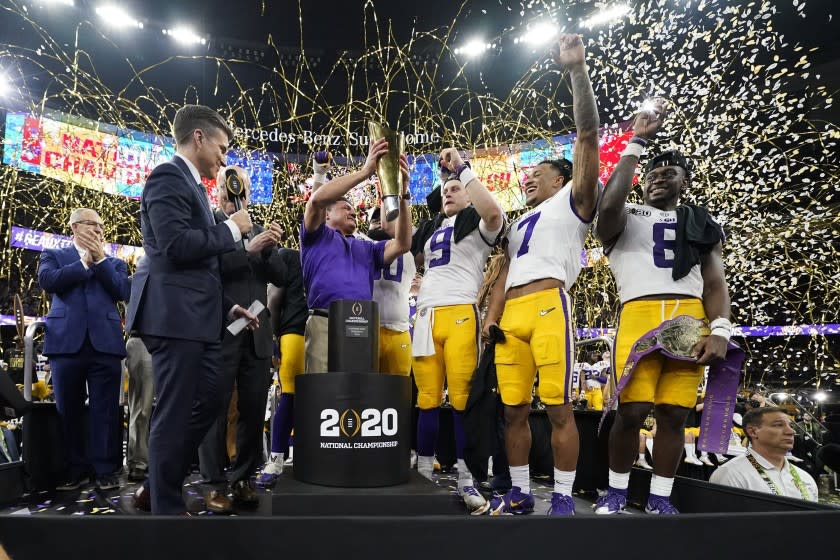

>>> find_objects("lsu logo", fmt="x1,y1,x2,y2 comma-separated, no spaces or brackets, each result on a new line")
321,408,398,438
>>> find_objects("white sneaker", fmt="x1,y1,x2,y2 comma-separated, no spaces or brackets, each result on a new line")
458,485,487,512
635,457,653,470
265,459,284,475
715,453,729,464
684,454,703,466
699,454,714,466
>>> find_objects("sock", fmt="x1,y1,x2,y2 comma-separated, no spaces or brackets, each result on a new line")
638,453,646,462
452,410,467,459
270,393,294,455
269,452,285,464
416,408,440,457
509,465,530,494
650,474,674,498
456,459,473,488
608,469,630,491
553,468,576,496
417,455,435,478
683,442,695,457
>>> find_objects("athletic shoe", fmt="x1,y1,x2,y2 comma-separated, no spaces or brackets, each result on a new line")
56,474,90,491
635,457,653,470
593,487,627,515
715,453,729,464
472,486,534,516
458,485,487,512
255,459,284,488
95,475,120,491
645,494,679,515
699,453,715,466
684,454,703,466
548,492,576,516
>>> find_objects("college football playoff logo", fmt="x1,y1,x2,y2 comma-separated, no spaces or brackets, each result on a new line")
339,409,361,438
351,301,363,317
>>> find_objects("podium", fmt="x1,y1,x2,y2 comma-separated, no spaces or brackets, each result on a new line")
294,300,412,487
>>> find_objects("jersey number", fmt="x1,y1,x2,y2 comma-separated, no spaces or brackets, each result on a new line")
428,227,453,268
515,212,541,258
374,257,404,282
652,222,677,268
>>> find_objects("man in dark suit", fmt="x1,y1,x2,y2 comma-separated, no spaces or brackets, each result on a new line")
197,165,285,510
125,105,256,515
38,208,131,490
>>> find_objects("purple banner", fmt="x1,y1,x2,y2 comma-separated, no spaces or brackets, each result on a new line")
9,225,144,265
576,324,840,339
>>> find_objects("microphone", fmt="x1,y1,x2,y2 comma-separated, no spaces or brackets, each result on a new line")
224,167,253,240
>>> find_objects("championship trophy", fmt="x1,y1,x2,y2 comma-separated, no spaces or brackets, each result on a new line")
367,122,405,222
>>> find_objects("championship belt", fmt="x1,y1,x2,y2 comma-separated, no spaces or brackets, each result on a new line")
599,315,745,454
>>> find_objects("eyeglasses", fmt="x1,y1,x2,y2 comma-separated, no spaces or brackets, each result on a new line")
72,220,105,228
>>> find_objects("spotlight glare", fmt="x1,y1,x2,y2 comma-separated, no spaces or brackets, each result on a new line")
41,0,74,6
813,391,827,402
519,22,558,46
457,38,488,58
163,26,206,45
0,74,9,97
95,5,142,29
581,4,631,29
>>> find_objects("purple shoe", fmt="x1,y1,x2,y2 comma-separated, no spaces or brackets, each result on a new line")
593,487,627,515
645,494,679,514
548,493,576,516
472,486,534,516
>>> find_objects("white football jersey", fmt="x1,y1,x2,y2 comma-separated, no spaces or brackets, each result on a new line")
416,213,502,309
607,203,704,303
504,184,591,293
373,252,416,332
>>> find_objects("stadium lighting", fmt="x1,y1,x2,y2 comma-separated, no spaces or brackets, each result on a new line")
813,391,827,402
95,5,143,29
771,392,789,401
454,39,490,58
163,27,206,46
517,22,558,46
581,4,631,29
40,0,75,6
0,74,8,97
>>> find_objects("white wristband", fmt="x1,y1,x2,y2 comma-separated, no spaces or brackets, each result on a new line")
710,327,731,341
621,142,645,159
710,317,732,331
459,167,478,187
312,171,327,184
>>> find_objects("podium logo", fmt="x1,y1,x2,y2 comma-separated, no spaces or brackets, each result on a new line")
320,408,398,438
351,302,363,317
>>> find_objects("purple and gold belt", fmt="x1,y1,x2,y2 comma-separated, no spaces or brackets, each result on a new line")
599,315,744,454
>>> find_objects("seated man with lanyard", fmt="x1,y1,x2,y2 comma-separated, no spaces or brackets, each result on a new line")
300,138,412,373
593,100,731,515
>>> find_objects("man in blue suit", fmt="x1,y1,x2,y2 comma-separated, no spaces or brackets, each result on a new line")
38,208,131,490
125,104,255,514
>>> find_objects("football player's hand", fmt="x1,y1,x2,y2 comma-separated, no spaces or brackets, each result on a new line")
481,319,498,343
633,99,668,140
691,335,728,365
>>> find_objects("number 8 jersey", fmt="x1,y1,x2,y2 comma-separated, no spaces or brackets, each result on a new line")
505,184,591,293
607,203,703,303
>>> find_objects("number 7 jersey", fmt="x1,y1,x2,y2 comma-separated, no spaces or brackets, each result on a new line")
504,184,592,293
607,203,704,303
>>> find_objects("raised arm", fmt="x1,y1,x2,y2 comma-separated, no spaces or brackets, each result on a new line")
439,147,504,232
595,100,667,245
552,34,600,219
303,138,389,233
382,154,412,265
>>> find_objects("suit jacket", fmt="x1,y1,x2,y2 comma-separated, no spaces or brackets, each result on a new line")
214,209,286,358
125,156,237,343
38,246,131,357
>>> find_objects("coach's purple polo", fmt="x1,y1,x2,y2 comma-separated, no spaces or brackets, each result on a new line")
300,222,386,309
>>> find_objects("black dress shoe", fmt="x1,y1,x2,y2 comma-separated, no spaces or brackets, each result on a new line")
231,479,258,505
56,474,91,491
96,474,121,491
134,485,151,512
127,467,147,482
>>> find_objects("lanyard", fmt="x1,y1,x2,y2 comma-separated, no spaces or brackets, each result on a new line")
746,452,810,501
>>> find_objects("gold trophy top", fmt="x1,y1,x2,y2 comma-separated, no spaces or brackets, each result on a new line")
367,122,406,222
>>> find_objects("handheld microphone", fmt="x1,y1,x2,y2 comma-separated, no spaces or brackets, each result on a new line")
224,168,253,240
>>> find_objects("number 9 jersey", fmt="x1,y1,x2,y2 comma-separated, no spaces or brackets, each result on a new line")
606,203,703,303
505,183,591,293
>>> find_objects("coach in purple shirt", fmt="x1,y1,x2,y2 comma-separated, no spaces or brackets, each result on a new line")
301,138,412,373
